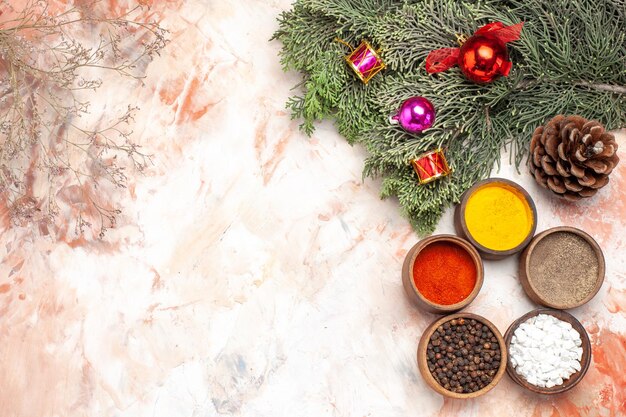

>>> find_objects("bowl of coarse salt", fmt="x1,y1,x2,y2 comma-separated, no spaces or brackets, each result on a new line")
504,308,591,394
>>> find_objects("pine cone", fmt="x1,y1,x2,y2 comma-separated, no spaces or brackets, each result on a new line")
529,115,619,201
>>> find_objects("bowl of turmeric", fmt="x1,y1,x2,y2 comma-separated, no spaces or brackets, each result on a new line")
454,178,537,260
402,234,484,314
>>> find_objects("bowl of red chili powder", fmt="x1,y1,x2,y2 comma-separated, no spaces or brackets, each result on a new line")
402,235,483,313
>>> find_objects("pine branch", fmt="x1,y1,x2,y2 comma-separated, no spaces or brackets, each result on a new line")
273,0,626,234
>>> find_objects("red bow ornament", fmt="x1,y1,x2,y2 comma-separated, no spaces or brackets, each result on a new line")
426,22,524,84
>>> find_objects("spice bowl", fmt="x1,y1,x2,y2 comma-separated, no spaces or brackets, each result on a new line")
417,312,508,398
454,178,537,260
504,308,592,394
519,226,605,309
402,235,484,314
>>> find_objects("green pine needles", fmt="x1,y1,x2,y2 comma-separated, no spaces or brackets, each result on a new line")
272,0,626,234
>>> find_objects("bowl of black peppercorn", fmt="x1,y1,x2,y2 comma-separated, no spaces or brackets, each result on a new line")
417,312,508,398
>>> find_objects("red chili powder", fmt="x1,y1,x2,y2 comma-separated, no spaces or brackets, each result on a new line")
412,241,477,305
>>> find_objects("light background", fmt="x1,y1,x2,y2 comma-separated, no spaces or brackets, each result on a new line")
0,1,624,416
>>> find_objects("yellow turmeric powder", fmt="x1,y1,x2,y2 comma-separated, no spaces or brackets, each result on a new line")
464,182,533,251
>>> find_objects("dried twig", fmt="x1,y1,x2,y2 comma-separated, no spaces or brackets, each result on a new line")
0,0,168,238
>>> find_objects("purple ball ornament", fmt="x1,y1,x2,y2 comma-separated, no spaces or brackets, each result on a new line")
389,96,436,134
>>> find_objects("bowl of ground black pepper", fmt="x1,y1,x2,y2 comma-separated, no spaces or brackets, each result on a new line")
519,226,605,309
417,313,507,398
402,235,484,314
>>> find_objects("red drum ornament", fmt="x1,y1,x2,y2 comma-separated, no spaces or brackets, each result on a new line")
411,149,452,185
425,22,524,84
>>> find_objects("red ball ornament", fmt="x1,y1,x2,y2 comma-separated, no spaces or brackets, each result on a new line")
458,35,510,84
425,22,524,84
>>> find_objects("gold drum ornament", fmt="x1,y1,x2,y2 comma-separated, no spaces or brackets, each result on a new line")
343,40,386,84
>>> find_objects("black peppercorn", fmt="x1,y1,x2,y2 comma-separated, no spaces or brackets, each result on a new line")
426,317,501,394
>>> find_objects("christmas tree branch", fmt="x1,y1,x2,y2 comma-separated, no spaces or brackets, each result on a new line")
274,0,626,234
575,82,626,95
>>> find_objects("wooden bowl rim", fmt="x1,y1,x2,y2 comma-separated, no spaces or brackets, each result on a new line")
417,312,508,399
406,235,484,312
457,178,538,258
503,308,592,394
521,226,605,309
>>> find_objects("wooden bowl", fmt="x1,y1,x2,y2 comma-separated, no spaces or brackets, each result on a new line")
519,226,605,309
504,308,592,394
417,312,508,398
454,178,537,260
402,235,484,314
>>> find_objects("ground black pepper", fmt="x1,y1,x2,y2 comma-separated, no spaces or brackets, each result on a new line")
528,231,599,306
426,318,501,394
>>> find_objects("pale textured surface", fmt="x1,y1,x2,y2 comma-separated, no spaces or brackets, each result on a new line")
1,1,625,416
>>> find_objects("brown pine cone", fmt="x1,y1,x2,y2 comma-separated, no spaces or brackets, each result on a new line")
529,115,620,201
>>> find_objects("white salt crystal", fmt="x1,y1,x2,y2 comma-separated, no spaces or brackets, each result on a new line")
562,339,576,350
509,314,583,389
558,321,573,331
528,327,543,340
